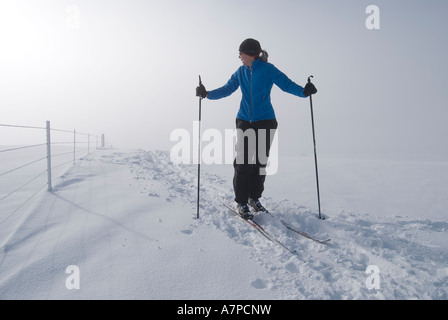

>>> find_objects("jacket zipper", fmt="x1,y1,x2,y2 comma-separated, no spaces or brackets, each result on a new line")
249,67,253,123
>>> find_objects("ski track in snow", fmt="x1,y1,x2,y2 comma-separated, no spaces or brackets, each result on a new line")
114,150,447,299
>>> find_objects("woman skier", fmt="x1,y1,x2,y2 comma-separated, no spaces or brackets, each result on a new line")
196,38,317,219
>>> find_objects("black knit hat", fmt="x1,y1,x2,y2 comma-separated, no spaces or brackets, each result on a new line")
239,38,261,56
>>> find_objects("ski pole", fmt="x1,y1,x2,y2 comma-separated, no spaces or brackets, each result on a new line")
197,75,203,219
307,75,323,220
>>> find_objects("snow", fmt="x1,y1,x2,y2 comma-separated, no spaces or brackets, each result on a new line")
0,147,447,300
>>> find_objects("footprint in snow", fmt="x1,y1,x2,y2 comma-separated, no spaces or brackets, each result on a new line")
251,278,267,289
286,262,299,273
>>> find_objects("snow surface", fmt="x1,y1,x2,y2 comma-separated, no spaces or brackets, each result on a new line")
1,148,447,300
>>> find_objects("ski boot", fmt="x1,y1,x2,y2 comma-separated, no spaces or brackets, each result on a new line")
237,203,253,220
248,198,268,213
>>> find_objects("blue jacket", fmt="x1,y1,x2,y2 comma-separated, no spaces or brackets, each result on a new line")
207,59,306,122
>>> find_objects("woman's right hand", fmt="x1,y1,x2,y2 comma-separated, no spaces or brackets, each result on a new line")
196,83,208,98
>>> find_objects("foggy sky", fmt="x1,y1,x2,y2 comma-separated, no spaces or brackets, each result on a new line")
1,0,447,161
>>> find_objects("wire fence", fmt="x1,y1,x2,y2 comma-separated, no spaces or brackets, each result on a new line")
0,121,105,226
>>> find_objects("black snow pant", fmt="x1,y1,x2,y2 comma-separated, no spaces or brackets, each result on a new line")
233,118,278,204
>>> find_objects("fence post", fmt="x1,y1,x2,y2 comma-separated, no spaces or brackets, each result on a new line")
46,121,52,191
73,129,76,164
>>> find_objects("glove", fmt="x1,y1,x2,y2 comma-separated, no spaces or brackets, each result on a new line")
196,83,208,98
303,82,317,97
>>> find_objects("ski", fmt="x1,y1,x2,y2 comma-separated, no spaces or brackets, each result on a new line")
221,196,330,245
223,203,296,254
280,219,331,244
256,208,330,244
